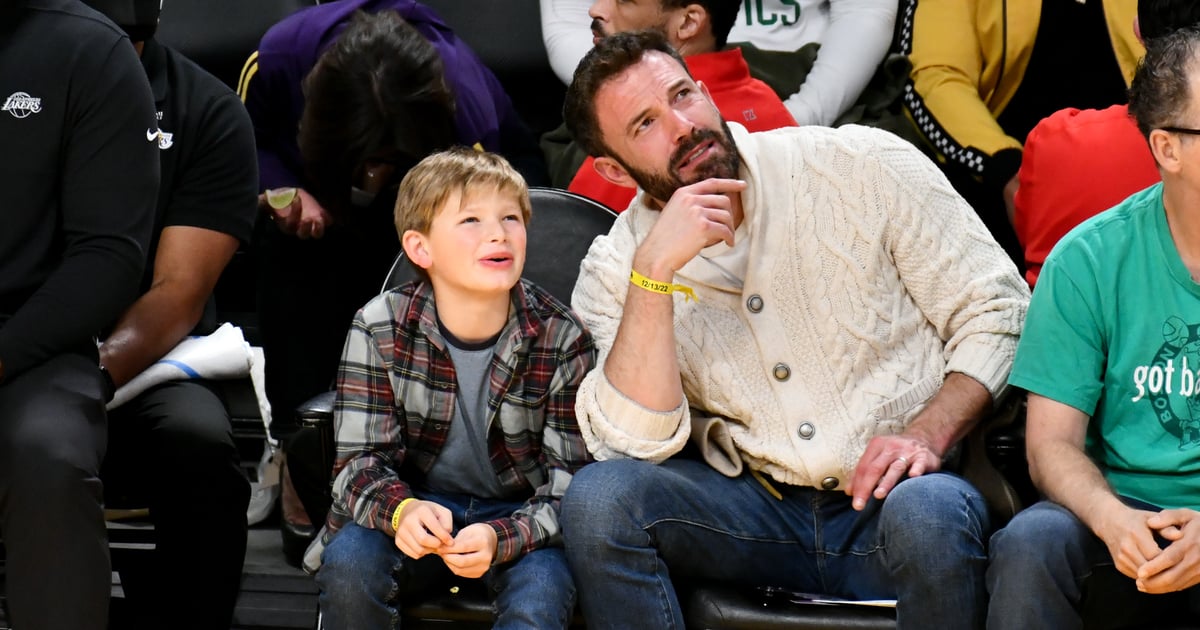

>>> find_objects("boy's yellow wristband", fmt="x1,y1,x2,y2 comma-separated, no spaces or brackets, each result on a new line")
630,269,696,302
391,498,417,532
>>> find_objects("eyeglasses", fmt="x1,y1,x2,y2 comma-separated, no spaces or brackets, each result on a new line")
1160,126,1200,136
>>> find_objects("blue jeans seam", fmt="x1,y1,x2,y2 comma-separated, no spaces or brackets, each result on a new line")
643,517,809,545
386,558,404,630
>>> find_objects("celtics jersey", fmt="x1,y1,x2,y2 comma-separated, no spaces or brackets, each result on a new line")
1010,183,1200,510
729,0,827,52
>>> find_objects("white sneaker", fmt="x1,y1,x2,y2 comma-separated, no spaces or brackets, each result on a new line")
246,444,281,525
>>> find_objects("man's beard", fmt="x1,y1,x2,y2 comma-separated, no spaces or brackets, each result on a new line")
620,119,741,203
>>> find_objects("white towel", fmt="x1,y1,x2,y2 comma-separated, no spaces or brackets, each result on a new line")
106,323,281,523
107,322,274,441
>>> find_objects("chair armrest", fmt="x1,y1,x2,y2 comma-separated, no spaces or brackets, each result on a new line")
286,389,337,529
983,394,1036,512
961,391,1029,526
296,390,335,425
682,583,896,630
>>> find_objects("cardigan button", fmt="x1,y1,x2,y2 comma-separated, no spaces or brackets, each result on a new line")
773,363,791,381
821,477,839,491
798,423,815,439
746,294,764,313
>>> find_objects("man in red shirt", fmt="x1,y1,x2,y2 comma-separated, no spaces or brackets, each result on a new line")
1014,0,1200,286
1014,105,1159,286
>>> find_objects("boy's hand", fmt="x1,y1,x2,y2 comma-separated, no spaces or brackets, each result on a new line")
438,523,498,579
393,500,454,559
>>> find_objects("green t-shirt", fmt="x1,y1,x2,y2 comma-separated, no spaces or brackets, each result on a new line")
1010,183,1200,510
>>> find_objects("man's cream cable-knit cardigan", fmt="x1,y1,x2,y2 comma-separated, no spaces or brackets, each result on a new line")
570,122,1030,490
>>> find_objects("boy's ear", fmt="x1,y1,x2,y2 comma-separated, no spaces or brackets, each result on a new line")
401,229,433,270
593,156,638,189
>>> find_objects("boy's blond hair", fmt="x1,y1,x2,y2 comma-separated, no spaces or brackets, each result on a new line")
394,147,532,240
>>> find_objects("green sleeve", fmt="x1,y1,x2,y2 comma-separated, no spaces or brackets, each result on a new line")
1009,246,1106,415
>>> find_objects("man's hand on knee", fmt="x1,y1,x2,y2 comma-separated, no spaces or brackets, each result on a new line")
1094,506,1160,581
846,434,941,510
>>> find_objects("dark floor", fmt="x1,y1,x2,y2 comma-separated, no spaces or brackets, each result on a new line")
209,524,318,630
0,502,318,630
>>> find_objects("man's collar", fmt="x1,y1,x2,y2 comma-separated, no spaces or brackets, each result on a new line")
683,47,751,90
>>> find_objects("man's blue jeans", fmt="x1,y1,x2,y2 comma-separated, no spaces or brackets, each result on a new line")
987,500,1200,629
560,458,989,630
315,492,576,630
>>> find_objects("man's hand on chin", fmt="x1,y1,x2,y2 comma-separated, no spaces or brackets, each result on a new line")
634,178,746,277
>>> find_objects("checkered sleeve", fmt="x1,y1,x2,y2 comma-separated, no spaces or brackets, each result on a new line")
488,312,596,565
328,304,412,536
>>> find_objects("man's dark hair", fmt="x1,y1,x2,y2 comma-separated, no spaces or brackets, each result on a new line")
563,29,691,158
1138,0,1200,42
663,0,741,49
1129,25,1200,139
299,10,456,215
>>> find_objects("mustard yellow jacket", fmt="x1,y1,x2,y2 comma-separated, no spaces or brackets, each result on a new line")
901,0,1142,184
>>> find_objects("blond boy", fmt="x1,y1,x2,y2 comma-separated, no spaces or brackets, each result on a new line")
312,148,595,629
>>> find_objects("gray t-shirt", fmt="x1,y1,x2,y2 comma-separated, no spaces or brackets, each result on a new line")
424,321,507,499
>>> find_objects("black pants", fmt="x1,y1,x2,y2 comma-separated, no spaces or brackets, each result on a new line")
104,379,250,630
0,353,110,630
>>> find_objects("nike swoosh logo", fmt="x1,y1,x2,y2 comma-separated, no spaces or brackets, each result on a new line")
146,129,159,142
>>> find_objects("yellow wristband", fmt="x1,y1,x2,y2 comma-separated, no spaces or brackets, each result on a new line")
391,498,417,532
630,269,697,302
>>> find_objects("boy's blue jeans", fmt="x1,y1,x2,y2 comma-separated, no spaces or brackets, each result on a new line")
987,499,1200,629
315,492,575,630
560,458,989,630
